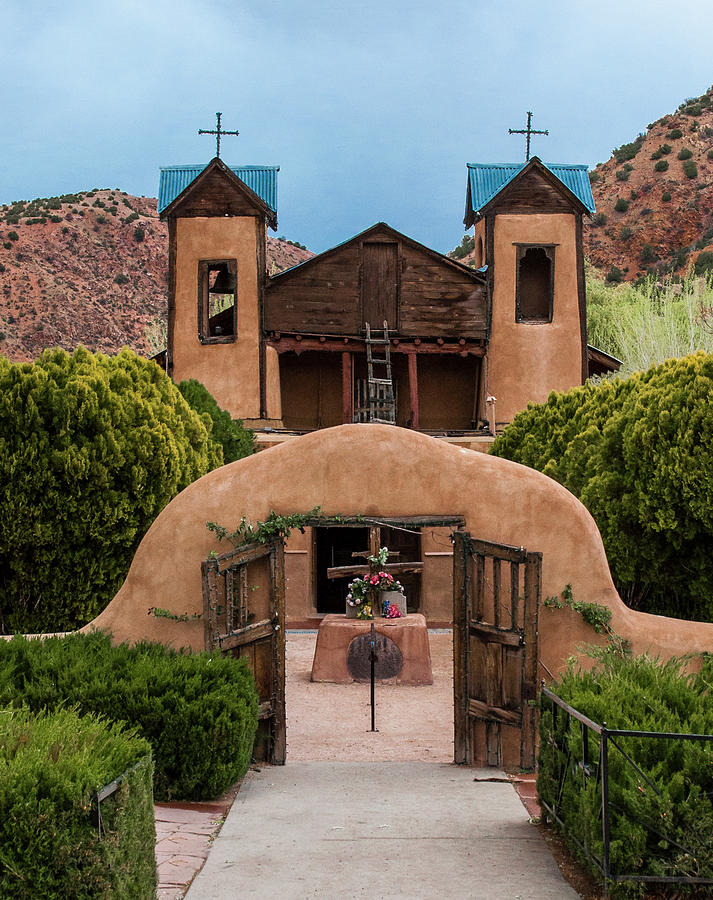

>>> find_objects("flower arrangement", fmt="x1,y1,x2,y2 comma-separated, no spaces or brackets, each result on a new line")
345,547,405,618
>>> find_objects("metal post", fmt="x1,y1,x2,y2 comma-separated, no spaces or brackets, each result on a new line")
601,723,611,896
370,622,377,732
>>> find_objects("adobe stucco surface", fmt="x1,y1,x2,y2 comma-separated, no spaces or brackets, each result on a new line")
89,425,713,676
488,214,583,424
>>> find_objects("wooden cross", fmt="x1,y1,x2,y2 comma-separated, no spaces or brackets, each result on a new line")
326,527,423,581
198,112,239,159
508,111,549,162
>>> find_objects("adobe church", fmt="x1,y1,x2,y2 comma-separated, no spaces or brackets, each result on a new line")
155,131,617,624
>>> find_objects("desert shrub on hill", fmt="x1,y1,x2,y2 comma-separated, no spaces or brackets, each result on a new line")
491,351,713,619
0,347,222,633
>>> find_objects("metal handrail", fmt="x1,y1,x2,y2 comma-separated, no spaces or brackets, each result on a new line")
540,684,713,892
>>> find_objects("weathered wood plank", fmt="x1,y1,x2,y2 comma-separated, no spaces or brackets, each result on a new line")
270,540,287,765
326,561,424,580
468,538,528,565
218,619,274,651
452,531,469,765
469,622,521,647
468,698,521,727
520,551,541,770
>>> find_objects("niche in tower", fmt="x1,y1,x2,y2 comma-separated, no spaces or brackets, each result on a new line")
515,245,554,323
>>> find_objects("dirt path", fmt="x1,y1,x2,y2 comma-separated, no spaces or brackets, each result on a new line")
285,630,453,762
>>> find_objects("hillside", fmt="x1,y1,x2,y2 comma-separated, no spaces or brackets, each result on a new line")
586,87,713,282
0,189,312,362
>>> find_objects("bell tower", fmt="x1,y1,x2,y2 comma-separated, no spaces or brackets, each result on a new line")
158,155,280,425
464,156,594,427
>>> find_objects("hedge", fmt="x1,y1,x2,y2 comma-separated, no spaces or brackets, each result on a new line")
0,631,259,800
491,353,713,620
0,347,222,633
0,706,155,899
178,378,255,463
538,654,713,894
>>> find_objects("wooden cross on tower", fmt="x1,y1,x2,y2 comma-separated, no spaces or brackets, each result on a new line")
508,111,549,162
198,112,239,159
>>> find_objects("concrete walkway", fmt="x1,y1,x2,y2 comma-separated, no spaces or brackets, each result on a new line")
187,762,577,900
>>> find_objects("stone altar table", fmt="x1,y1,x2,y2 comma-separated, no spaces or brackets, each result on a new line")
310,613,433,685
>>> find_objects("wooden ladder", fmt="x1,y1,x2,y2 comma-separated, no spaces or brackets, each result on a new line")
365,320,396,424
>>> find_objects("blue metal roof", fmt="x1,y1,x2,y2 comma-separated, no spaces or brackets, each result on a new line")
466,160,596,216
157,164,279,214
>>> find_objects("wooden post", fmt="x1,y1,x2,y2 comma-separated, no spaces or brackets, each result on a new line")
520,551,541,770
270,540,287,766
407,351,419,429
452,531,469,764
341,351,353,423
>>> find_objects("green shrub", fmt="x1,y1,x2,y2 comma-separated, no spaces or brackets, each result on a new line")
662,191,671,202
2,242,11,250
0,705,155,898
678,147,693,160
96,215,107,225
491,352,713,619
7,231,18,241
113,273,129,285
667,128,683,139
178,378,255,463
0,632,259,800
0,263,5,273
683,159,698,179
613,135,644,163
133,226,145,243
619,226,633,241
708,149,713,160
695,251,713,275
0,347,222,632
615,169,630,182
650,149,662,160
640,244,656,263
539,654,713,892
591,212,608,227
605,266,623,283
654,159,669,172
614,197,629,212
589,171,601,184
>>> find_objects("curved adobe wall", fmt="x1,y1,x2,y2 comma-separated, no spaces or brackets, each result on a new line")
88,425,713,676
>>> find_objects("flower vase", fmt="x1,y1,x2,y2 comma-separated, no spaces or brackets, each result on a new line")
346,601,358,619
381,590,406,616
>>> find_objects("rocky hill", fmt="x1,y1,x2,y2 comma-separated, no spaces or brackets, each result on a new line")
586,87,713,282
0,189,312,362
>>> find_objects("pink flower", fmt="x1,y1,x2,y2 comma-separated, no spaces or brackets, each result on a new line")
370,575,379,584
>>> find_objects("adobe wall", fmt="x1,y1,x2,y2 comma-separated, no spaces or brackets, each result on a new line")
487,213,583,425
88,425,713,679
171,216,271,420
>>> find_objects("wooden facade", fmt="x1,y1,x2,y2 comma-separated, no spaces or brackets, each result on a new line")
264,223,488,433
265,223,487,340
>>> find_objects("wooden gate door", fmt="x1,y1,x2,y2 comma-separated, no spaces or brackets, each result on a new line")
361,241,399,328
452,532,541,770
201,538,286,765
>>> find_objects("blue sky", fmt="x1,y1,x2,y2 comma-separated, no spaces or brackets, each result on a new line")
3,0,713,254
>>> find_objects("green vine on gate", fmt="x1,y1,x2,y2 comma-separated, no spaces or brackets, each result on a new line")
206,507,364,546
543,584,631,656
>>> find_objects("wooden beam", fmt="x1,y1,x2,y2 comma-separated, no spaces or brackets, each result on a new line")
469,621,522,647
468,698,521,727
266,335,485,356
326,561,424,580
341,351,353,423
407,351,419,429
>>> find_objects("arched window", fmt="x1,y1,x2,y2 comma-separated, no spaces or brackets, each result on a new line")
516,246,554,322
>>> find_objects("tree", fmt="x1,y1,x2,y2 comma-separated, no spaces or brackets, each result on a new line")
177,379,255,463
0,347,222,633
491,353,713,620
